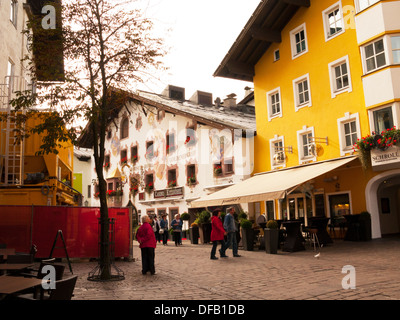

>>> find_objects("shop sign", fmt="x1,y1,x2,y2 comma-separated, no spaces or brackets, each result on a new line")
154,187,184,199
371,145,400,168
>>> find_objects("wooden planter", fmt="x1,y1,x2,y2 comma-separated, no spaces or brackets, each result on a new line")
190,227,199,244
199,223,212,244
241,228,255,251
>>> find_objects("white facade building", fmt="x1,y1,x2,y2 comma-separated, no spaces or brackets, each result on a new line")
86,86,256,224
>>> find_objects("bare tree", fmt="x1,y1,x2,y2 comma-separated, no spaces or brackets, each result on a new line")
12,0,166,280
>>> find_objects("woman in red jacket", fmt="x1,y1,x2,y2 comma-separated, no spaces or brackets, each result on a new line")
210,208,228,260
136,215,157,275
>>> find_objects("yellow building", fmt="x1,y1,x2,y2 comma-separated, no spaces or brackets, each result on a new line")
195,0,400,239
0,1,77,206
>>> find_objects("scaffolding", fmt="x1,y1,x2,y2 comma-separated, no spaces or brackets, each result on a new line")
0,76,29,186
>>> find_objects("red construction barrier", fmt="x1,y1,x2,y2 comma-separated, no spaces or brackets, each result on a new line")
0,206,131,259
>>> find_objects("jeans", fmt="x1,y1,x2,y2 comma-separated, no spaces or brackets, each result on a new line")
211,240,226,258
225,232,238,256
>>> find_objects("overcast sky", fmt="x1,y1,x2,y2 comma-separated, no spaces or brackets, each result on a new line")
137,0,260,102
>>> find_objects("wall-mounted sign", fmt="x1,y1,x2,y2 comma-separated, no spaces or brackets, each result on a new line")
371,146,400,170
154,187,184,199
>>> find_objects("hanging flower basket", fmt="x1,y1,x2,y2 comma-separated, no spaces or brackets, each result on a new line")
103,162,110,170
106,190,123,198
214,165,222,176
353,127,400,169
131,154,138,163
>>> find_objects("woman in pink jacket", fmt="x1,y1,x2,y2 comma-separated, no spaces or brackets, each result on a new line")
136,215,157,275
210,209,228,260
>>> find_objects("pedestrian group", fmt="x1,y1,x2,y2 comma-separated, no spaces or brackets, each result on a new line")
136,206,241,275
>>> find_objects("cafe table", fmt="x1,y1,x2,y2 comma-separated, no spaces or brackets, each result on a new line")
282,220,305,252
307,217,333,246
0,248,16,259
0,264,34,276
0,275,43,295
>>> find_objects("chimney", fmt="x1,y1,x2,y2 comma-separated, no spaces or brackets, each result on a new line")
244,86,253,98
162,85,185,101
189,90,213,106
223,93,237,108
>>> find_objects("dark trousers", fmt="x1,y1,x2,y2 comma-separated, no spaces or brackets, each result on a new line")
211,240,226,258
162,231,168,245
173,231,181,246
140,247,155,274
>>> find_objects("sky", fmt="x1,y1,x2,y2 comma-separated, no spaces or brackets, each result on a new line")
136,0,260,102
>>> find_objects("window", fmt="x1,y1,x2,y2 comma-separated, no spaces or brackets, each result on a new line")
120,149,127,165
104,154,110,170
356,0,379,12
224,158,234,174
290,23,308,59
337,113,360,155
323,2,344,41
10,0,18,27
270,136,286,168
293,74,311,110
267,88,282,121
297,127,316,163
364,39,386,73
266,201,275,221
120,117,129,139
372,106,394,134
131,146,138,163
187,164,196,185
145,174,154,192
166,133,176,154
87,185,91,199
146,141,154,159
391,36,400,64
328,56,352,98
6,59,15,88
185,127,196,146
274,49,280,62
167,169,177,188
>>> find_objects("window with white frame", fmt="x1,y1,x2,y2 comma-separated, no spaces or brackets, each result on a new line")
391,36,400,64
364,38,386,73
337,113,361,155
270,136,286,168
293,74,311,110
6,59,15,88
290,23,308,59
371,106,395,134
322,2,344,41
267,88,282,121
10,0,18,27
274,49,280,62
297,127,316,163
328,56,352,98
356,0,379,12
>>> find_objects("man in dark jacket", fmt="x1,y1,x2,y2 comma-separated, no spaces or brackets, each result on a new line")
223,207,241,257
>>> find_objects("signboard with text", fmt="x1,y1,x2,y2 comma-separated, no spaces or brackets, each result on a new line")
371,145,400,171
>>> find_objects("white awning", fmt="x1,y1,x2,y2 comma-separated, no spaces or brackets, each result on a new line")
190,156,357,208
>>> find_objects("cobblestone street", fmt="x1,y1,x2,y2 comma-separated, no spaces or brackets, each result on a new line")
69,236,400,301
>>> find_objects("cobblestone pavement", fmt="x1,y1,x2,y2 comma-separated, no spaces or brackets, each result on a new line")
66,236,400,301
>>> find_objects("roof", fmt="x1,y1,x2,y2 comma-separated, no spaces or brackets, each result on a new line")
77,87,256,149
136,90,256,132
214,0,310,82
74,147,92,161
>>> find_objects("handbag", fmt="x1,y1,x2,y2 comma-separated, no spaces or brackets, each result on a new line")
159,229,164,234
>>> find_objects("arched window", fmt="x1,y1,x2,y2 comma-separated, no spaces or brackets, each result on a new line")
120,117,129,139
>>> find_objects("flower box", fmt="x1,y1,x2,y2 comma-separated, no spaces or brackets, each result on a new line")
168,180,177,188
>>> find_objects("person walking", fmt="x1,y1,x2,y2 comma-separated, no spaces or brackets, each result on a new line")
159,214,169,245
136,215,157,275
171,213,183,246
152,216,161,243
210,208,227,260
223,206,241,257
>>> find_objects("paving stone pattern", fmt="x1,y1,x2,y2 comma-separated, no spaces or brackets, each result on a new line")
68,237,400,300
